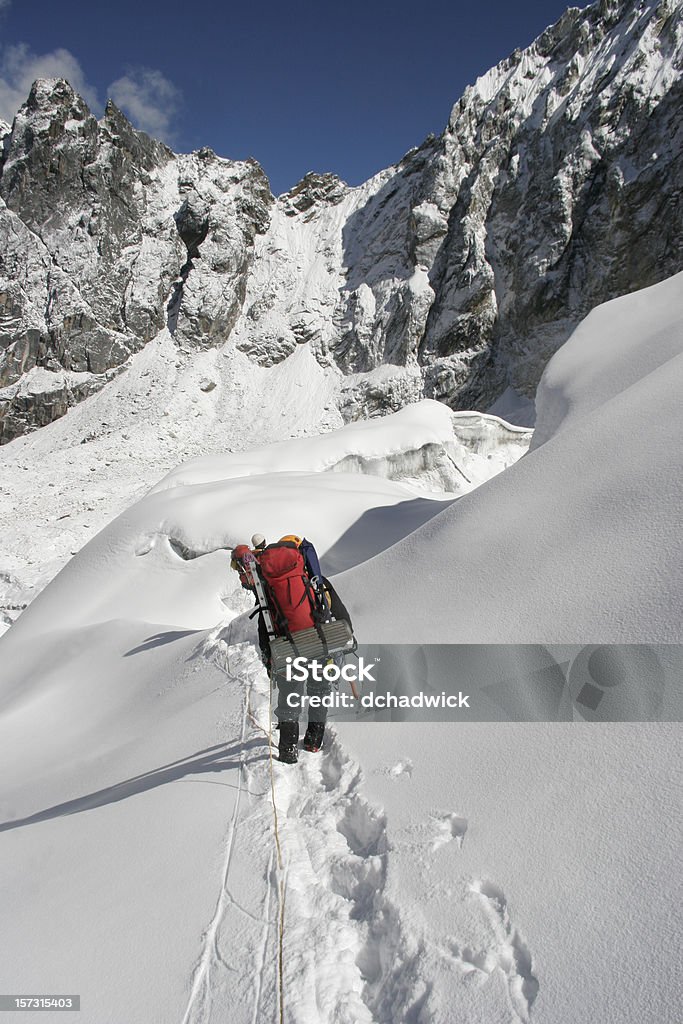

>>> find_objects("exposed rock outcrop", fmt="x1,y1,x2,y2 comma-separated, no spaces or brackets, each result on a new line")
0,81,271,441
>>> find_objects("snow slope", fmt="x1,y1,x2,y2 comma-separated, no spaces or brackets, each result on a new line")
0,277,681,1024
341,271,683,642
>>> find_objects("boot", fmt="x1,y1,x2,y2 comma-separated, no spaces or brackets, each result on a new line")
303,721,325,753
278,720,299,764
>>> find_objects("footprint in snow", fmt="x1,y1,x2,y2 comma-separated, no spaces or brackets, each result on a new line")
467,879,540,1021
374,758,414,780
431,812,468,851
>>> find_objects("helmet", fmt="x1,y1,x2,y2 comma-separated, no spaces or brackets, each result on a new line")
251,533,266,549
279,534,302,546
231,543,251,565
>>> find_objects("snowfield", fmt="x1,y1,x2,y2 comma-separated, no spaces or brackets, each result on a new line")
1,274,682,1023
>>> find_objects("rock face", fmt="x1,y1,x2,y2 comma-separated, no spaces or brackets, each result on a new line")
419,0,683,406
1,0,682,440
234,0,683,418
0,82,271,442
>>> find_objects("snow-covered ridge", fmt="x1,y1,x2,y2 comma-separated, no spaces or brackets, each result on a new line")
0,399,526,636
152,401,530,495
0,82,271,442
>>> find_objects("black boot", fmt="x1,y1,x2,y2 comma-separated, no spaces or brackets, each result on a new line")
303,721,325,753
278,721,299,764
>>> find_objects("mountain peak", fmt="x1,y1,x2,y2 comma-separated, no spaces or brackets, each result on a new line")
280,171,348,215
25,77,89,118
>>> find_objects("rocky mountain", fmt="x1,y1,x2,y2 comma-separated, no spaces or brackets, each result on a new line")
1,0,682,442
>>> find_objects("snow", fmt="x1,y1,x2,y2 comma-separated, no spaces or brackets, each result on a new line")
0,399,527,637
531,274,683,448
487,385,536,427
0,337,527,629
4,364,95,397
152,399,528,496
340,271,683,643
1,273,682,1023
0,337,341,614
346,719,681,1024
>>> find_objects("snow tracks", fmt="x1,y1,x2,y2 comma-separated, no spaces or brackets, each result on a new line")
184,629,539,1023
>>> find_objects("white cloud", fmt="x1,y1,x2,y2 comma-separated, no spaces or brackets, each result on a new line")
0,43,100,122
107,67,181,144
0,0,11,13
0,46,182,145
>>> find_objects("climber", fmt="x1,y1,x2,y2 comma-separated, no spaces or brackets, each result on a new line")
259,535,353,763
231,535,353,764
230,543,257,593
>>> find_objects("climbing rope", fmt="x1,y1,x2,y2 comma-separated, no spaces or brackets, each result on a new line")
220,613,359,1022
219,623,287,1024
245,672,286,1024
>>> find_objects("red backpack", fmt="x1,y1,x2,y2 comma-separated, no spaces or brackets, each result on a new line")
257,541,317,636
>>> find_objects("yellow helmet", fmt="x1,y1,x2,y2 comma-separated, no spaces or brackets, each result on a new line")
279,534,302,546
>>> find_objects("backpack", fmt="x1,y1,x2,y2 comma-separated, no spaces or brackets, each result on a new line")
257,538,327,637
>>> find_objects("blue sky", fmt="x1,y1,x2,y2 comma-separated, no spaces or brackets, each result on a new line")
0,0,589,195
